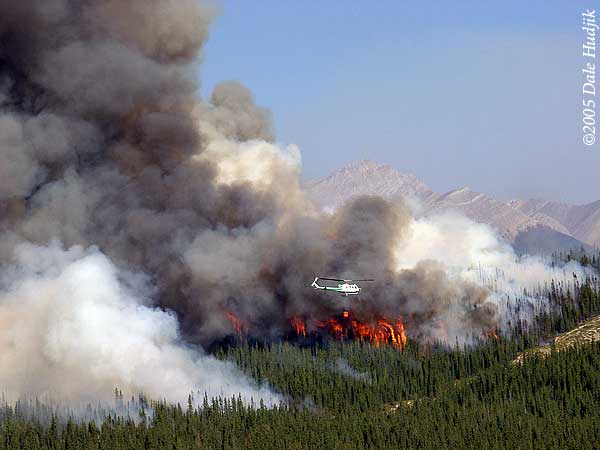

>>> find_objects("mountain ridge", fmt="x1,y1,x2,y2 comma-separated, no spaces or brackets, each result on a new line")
305,160,599,248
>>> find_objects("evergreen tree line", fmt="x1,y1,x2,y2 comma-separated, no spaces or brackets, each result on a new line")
2,342,600,449
0,257,599,449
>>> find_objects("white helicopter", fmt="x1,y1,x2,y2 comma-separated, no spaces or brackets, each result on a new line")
311,277,374,296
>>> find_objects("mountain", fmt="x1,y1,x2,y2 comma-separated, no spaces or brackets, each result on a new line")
305,160,599,250
423,186,569,241
305,160,437,208
513,226,592,255
509,199,600,249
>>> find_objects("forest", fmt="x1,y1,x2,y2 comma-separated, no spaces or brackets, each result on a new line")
1,251,599,450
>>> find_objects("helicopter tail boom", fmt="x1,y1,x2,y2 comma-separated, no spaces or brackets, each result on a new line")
311,277,325,289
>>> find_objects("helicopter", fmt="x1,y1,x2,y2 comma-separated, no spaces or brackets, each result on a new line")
311,277,374,296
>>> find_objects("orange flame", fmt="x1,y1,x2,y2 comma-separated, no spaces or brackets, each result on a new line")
315,318,344,339
484,329,499,340
312,314,407,350
291,316,306,336
351,318,406,349
396,318,407,347
226,311,244,337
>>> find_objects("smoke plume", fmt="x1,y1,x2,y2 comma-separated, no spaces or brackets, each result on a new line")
0,0,585,406
0,242,279,406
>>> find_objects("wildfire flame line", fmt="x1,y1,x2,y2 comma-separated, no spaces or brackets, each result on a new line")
226,311,496,350
308,314,407,350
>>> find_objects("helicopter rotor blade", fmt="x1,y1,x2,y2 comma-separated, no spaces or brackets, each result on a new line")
315,276,375,283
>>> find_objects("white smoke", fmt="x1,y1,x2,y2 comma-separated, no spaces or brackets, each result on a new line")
393,210,590,335
197,136,302,189
0,242,281,407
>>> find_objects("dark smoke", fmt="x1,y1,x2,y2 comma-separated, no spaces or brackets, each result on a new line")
0,0,497,364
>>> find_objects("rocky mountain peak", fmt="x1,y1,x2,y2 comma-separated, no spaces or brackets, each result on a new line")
305,160,600,248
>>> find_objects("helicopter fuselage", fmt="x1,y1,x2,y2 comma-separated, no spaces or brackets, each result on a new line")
311,278,361,295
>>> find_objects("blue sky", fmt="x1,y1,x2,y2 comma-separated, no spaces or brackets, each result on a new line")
200,1,600,203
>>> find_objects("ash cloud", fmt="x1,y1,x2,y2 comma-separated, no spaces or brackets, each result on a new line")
0,0,536,405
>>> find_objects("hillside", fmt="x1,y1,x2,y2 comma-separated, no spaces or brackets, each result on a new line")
509,199,600,248
306,160,599,248
513,314,600,364
513,225,593,255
